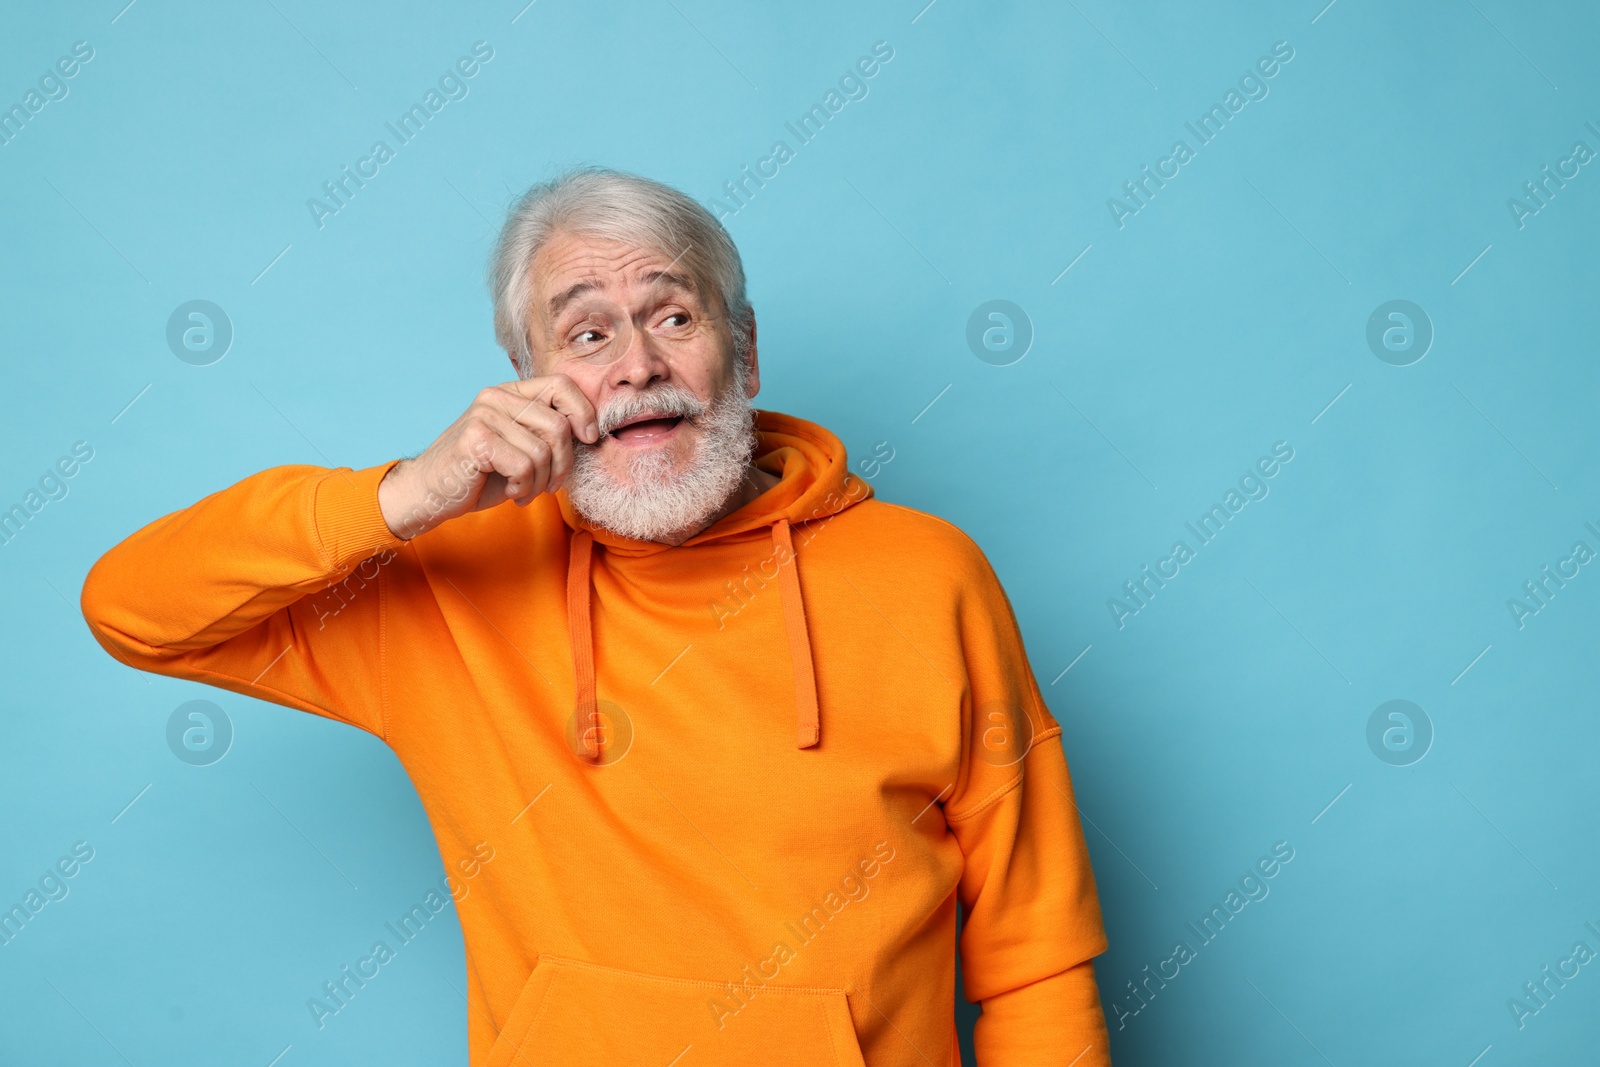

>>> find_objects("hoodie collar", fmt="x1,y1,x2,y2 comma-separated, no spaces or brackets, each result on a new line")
558,410,872,758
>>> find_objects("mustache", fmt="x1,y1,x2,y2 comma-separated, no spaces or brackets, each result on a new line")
593,385,712,438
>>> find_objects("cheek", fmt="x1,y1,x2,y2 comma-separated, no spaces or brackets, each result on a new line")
550,356,599,386
669,327,733,383
685,359,734,402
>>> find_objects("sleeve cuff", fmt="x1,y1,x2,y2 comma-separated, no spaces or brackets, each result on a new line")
313,459,409,571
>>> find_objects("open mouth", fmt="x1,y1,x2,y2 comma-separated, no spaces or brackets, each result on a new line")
607,413,686,444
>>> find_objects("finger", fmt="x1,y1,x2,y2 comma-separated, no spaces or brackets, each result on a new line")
460,410,552,505
500,374,599,444
474,471,514,511
474,458,543,511
478,388,577,488
483,410,555,501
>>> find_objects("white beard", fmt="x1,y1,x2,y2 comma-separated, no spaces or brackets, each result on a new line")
566,379,757,543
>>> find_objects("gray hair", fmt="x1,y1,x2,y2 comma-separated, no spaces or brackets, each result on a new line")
488,166,754,380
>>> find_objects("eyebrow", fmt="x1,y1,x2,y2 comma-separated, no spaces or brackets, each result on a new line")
545,269,698,319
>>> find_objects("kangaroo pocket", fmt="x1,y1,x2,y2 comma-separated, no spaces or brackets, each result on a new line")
485,954,868,1067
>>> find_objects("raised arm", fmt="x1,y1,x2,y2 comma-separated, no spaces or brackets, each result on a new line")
81,460,410,736
80,374,598,737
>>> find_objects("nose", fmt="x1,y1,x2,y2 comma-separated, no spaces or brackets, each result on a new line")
607,319,670,390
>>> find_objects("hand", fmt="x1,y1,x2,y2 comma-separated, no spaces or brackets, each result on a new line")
377,375,599,539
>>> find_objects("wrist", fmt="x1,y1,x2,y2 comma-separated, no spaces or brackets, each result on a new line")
377,459,422,540
315,460,412,567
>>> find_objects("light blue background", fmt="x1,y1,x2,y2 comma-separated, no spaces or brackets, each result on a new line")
3,1,1598,1064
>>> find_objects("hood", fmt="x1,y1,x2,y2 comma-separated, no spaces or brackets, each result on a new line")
554,409,873,760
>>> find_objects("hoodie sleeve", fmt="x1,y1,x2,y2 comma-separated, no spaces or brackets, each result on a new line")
80,460,409,739
944,539,1112,1066
970,959,1111,1065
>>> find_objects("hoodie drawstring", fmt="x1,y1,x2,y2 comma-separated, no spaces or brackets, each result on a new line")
772,519,820,749
564,520,822,760
566,529,600,761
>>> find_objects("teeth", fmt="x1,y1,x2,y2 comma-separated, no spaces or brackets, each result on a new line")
607,414,680,437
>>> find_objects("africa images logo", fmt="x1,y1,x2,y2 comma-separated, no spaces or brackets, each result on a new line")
1106,41,1295,230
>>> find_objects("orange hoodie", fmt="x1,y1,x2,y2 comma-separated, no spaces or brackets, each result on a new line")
81,410,1111,1066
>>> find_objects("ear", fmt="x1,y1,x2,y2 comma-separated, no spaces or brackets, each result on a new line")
512,341,542,380
741,315,760,399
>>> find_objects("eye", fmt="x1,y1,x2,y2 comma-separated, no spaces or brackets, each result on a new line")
659,311,691,328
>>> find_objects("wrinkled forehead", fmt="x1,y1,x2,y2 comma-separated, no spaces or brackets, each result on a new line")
530,231,705,324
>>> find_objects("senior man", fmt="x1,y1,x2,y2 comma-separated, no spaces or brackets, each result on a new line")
82,167,1111,1065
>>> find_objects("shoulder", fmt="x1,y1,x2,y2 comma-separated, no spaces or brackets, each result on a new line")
824,498,999,587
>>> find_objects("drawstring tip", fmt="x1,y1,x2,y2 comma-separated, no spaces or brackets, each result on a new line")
573,700,603,762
